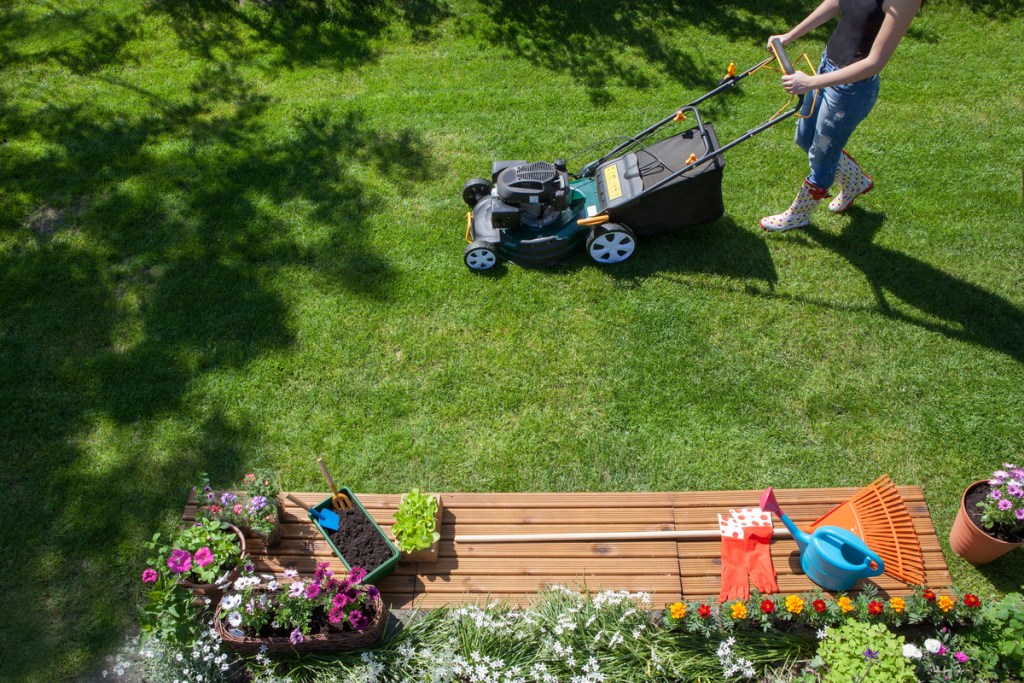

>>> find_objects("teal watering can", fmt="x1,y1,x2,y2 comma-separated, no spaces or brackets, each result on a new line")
760,487,884,592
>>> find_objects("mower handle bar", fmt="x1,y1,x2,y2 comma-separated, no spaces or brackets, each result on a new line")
579,42,803,180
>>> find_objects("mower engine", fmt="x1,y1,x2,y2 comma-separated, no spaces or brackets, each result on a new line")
488,159,571,230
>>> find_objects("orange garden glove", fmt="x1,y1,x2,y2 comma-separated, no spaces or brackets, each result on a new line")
745,525,779,595
718,534,750,603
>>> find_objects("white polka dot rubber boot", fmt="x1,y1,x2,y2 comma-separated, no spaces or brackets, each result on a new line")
828,150,873,213
759,180,830,232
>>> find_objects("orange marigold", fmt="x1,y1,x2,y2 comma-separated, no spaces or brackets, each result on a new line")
937,595,955,613
731,601,748,619
889,597,906,613
670,602,687,619
785,595,805,614
838,596,854,614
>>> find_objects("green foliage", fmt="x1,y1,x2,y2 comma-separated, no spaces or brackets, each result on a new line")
196,470,283,541
163,517,244,585
136,555,205,645
973,591,1024,680
816,621,916,683
391,489,440,553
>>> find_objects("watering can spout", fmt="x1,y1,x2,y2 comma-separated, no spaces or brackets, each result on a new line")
759,487,811,551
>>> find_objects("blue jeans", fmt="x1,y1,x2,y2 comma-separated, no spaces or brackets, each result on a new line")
795,52,879,189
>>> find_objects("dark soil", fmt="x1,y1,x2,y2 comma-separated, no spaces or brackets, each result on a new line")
329,506,394,575
964,482,1024,543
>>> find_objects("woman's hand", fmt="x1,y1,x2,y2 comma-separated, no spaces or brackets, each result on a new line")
766,33,791,50
781,71,816,95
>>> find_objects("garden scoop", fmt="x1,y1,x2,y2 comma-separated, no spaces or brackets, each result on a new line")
285,493,340,532
316,457,354,511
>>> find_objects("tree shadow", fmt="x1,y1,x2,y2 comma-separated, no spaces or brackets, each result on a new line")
802,208,1024,364
961,0,1024,20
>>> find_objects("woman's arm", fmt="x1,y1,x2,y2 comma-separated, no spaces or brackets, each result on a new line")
782,0,922,94
769,0,842,47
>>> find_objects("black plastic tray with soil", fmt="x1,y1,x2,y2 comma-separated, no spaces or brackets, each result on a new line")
965,482,1024,544
328,506,395,575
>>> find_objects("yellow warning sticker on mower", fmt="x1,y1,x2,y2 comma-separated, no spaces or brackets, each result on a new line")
603,164,622,201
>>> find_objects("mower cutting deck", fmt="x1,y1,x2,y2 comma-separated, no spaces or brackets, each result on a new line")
461,39,806,272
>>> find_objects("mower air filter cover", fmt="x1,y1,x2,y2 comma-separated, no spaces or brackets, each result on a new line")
496,162,569,209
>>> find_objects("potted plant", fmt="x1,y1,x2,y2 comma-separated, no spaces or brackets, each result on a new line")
949,462,1024,564
139,517,246,641
214,562,387,653
195,469,284,547
391,489,443,563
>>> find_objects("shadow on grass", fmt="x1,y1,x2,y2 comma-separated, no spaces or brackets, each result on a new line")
1,30,433,683
802,208,1024,365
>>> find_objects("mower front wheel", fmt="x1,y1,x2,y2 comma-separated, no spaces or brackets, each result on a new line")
461,178,493,207
464,240,499,271
586,223,636,265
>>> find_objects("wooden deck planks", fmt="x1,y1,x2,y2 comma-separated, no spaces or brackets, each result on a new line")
183,487,951,609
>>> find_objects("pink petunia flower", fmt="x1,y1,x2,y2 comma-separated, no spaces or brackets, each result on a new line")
289,628,304,645
954,651,969,663
167,549,192,574
142,568,159,584
193,546,214,567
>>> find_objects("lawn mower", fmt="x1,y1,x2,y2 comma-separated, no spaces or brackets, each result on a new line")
461,40,806,271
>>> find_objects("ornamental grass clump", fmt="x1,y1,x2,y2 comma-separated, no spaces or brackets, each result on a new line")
976,462,1024,533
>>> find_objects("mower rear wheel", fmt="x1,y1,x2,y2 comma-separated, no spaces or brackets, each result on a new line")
462,178,493,207
464,240,499,271
586,223,636,264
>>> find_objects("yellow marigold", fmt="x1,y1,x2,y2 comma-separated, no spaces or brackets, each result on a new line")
670,602,687,619
889,597,906,613
937,595,955,613
785,595,805,614
731,601,748,619
838,596,854,614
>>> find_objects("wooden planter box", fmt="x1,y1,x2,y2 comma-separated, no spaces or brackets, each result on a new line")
398,494,444,564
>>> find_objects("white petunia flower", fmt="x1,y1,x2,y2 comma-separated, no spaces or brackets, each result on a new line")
903,643,923,659
924,638,942,654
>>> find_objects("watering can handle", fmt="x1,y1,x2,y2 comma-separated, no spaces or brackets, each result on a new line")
817,528,886,576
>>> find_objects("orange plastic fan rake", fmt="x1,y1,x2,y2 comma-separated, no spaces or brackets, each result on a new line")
808,475,926,586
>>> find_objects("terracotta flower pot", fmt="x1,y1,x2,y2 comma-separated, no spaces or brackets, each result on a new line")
950,481,1023,564
179,524,248,603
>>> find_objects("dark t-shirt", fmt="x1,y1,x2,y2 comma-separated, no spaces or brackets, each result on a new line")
826,0,886,68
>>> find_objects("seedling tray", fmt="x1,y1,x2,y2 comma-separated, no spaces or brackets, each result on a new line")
309,487,400,585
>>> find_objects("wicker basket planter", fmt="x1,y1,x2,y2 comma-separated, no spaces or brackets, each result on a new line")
950,480,1023,565
179,523,247,604
214,594,387,654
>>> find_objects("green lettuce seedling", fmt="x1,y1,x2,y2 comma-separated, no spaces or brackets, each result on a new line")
392,489,440,553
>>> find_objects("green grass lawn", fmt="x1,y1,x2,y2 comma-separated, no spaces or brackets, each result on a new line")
2,0,1023,679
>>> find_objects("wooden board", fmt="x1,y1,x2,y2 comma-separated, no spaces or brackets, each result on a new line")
183,487,951,610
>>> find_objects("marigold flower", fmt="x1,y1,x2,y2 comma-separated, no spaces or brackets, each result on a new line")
813,599,827,613
785,595,805,614
760,599,776,614
698,603,712,618
963,593,981,608
889,597,906,613
669,602,687,619
730,601,747,619
922,589,936,602
937,595,955,612
867,600,884,615
838,596,854,613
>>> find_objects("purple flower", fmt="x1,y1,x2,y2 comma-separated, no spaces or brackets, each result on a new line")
333,592,350,609
206,491,215,502
954,651,969,663
328,605,344,624
990,489,1003,499
938,645,948,656
167,549,192,574
998,498,1013,511
862,648,879,661
244,562,255,573
305,582,322,600
141,568,159,584
366,586,380,600
193,546,214,567
348,610,369,630
289,628,304,645
221,492,237,505
1016,509,1024,520
313,562,331,582
247,495,267,512
994,470,1010,479
348,566,368,584
288,581,305,597
1008,483,1024,498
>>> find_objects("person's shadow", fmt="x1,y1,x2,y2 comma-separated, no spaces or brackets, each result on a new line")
801,207,1024,364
